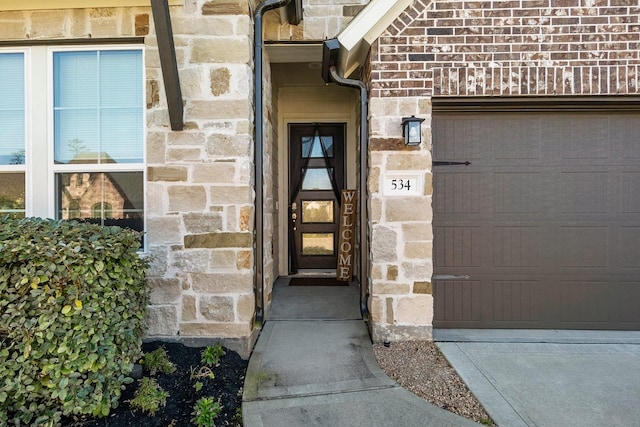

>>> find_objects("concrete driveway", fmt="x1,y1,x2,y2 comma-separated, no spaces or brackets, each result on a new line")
435,330,640,427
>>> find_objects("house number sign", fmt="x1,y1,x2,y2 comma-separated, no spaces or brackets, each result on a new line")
383,174,422,196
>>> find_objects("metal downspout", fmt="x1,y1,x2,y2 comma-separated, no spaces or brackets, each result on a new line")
254,0,291,324
328,66,370,319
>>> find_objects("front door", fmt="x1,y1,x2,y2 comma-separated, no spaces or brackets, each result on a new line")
289,123,345,272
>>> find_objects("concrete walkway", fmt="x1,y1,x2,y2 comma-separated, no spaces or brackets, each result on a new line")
242,279,478,427
436,329,640,427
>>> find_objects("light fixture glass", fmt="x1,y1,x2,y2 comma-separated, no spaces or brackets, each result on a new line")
401,116,425,146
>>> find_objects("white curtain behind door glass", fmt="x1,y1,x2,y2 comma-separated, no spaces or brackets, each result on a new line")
0,53,25,165
53,50,143,164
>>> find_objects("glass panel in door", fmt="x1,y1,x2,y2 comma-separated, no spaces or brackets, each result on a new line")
288,123,345,271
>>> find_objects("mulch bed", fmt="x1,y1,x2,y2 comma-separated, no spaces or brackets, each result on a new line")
62,341,248,427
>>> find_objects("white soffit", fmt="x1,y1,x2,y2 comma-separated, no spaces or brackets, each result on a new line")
336,0,414,77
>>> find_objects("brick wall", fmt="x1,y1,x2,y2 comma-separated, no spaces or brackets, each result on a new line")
366,0,640,342
371,0,640,97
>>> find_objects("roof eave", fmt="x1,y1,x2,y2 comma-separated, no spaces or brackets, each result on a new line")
334,0,414,78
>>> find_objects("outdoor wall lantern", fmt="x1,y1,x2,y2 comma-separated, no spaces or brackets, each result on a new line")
401,115,425,146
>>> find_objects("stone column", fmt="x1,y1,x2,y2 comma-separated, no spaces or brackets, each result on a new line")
368,96,434,342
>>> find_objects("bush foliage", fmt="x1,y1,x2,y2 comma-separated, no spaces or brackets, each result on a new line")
0,217,149,425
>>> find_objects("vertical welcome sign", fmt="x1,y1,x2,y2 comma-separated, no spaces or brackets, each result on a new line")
337,189,357,281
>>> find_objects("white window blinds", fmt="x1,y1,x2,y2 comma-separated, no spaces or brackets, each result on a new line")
53,50,143,164
0,53,25,165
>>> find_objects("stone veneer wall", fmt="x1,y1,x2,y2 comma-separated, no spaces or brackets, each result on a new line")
366,0,640,341
0,2,260,355
263,0,369,40
146,1,258,353
261,46,278,312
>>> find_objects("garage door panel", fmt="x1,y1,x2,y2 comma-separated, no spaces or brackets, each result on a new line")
493,172,542,213
555,116,611,161
434,172,483,214
492,226,541,268
547,115,612,165
619,283,640,323
433,110,640,330
432,118,487,162
492,118,543,164
434,279,483,322
492,280,542,322
621,172,640,213
434,225,483,268
616,116,640,163
559,281,612,324
558,225,609,268
560,172,609,213
617,226,640,268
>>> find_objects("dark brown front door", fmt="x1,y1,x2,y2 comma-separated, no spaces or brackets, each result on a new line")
289,123,345,272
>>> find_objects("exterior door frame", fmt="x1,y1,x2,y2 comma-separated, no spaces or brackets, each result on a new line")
288,122,346,272
277,86,359,277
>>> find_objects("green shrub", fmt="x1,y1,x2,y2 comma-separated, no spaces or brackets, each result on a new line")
143,347,176,376
191,397,223,427
201,344,225,367
0,217,149,425
127,377,168,416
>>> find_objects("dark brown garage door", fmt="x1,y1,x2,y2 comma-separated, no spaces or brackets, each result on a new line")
433,111,640,330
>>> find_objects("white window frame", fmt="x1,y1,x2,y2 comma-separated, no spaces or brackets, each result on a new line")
0,44,146,247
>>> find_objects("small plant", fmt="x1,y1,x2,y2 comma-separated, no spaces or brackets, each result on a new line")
127,377,168,416
201,344,226,366
191,396,223,427
190,365,215,380
143,347,176,375
232,406,243,426
194,381,203,392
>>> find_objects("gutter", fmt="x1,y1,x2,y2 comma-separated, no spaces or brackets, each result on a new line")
322,39,370,319
254,0,293,324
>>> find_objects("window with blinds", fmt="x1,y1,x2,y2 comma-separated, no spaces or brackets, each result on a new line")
0,52,26,217
0,45,145,236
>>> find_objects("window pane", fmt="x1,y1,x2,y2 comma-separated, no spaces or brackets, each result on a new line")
100,108,144,163
302,168,333,190
0,173,25,217
302,233,334,255
54,109,100,163
56,172,144,232
302,200,334,223
100,50,143,107
53,50,143,164
53,51,98,108
302,136,333,158
0,53,25,165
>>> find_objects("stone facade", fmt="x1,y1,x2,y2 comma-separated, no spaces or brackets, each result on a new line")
0,0,370,355
7,0,637,348
263,0,368,40
367,0,640,341
146,1,257,352
0,3,258,355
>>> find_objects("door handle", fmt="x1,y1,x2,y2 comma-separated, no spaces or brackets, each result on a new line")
432,275,471,280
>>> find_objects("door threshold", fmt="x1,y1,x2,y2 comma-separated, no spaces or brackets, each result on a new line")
287,269,336,278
